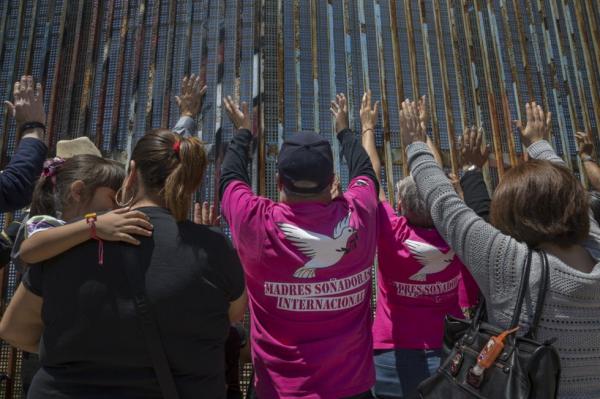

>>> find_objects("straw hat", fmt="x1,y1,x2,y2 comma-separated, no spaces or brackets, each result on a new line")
56,136,102,158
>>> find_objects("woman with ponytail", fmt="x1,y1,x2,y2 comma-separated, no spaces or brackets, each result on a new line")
0,78,246,398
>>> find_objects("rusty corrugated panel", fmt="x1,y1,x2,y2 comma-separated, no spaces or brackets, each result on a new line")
403,0,419,98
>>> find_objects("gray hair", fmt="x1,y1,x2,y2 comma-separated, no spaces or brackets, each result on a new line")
395,175,433,227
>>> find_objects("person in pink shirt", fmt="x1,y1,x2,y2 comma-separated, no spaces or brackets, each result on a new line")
220,93,379,399
360,92,479,399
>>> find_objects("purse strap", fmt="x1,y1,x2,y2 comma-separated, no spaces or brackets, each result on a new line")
525,251,550,339
509,250,550,339
509,250,533,328
122,247,181,399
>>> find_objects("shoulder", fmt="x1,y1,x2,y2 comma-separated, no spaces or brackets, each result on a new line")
25,215,66,238
178,222,233,249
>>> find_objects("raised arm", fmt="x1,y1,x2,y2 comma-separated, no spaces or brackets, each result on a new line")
330,93,378,192
219,96,253,196
1,76,48,211
575,131,600,191
172,74,207,137
516,102,564,165
359,90,385,201
459,126,491,221
401,98,526,306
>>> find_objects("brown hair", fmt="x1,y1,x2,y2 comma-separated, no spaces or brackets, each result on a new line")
130,129,207,221
490,159,589,247
30,155,125,217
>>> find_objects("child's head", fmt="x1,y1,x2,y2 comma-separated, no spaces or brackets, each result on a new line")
30,155,126,221
123,129,207,221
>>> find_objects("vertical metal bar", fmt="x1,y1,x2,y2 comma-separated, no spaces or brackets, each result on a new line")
457,0,491,187
373,0,395,195
0,0,9,59
277,0,284,149
144,0,161,132
583,0,600,76
258,0,266,195
403,0,419,98
448,0,469,151
45,0,69,149
59,0,85,139
547,0,585,183
562,1,593,158
76,0,101,137
310,0,320,132
510,0,535,101
159,0,177,128
535,0,573,170
417,0,442,155
326,0,341,176
498,0,527,159
212,0,226,206
472,0,504,178
342,0,355,129
293,0,302,131
573,1,600,144
486,2,518,167
357,0,370,93
125,0,147,159
0,0,27,167
433,0,458,175
93,0,115,150
388,0,407,176
23,0,39,75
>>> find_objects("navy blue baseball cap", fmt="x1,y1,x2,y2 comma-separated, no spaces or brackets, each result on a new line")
277,132,334,194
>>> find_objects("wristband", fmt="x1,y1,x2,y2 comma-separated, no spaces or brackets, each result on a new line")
85,213,104,265
581,155,595,163
18,121,46,136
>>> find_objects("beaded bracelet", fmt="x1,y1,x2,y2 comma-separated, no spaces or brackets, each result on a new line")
85,213,104,265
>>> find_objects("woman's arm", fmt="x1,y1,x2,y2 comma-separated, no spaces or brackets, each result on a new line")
360,90,386,201
401,99,526,308
20,209,153,264
0,283,43,353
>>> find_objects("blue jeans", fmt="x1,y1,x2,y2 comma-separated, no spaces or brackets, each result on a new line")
372,349,442,399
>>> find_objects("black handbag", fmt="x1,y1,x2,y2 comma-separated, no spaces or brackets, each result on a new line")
417,250,561,399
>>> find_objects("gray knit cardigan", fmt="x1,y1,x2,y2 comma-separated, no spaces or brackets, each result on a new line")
407,139,600,399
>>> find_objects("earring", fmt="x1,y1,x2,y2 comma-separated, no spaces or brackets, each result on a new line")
115,186,135,208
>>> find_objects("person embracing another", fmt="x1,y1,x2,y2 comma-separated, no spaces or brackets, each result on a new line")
220,93,379,398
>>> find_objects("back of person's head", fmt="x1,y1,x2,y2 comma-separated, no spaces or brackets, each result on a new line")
490,159,589,247
130,129,206,221
396,175,433,227
589,191,600,225
30,155,125,218
277,131,334,202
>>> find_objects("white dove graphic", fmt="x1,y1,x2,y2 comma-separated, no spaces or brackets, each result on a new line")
405,239,456,282
278,212,356,279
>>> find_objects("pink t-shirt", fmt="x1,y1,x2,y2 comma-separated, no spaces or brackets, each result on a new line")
372,201,480,350
222,177,378,399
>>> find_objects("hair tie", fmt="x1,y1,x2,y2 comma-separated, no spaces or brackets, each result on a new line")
42,157,66,186
173,139,181,156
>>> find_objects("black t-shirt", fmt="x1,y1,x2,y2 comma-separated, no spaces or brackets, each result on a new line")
23,207,245,398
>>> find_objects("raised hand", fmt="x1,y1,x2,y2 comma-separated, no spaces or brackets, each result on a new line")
175,74,207,118
330,93,349,134
575,131,595,159
514,101,551,147
460,126,491,170
193,201,219,226
5,76,46,130
330,175,342,200
360,90,379,132
96,208,154,245
400,99,427,145
223,95,252,132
